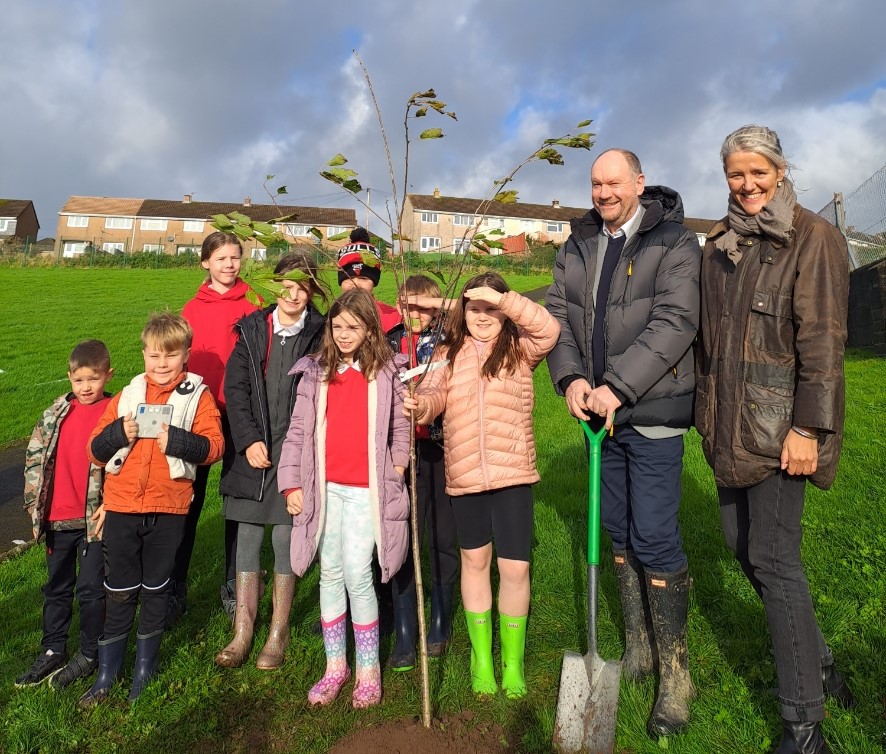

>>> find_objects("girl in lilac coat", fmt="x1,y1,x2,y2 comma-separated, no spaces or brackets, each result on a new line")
278,289,409,709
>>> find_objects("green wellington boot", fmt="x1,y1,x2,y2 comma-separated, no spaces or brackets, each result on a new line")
465,609,498,696
499,613,527,699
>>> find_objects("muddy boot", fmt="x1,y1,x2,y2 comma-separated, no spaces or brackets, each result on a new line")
613,549,656,681
256,573,295,670
822,661,856,709
645,567,695,737
390,587,418,671
465,609,497,696
215,572,260,668
427,583,454,657
78,634,128,708
776,720,832,754
499,613,527,699
129,630,163,701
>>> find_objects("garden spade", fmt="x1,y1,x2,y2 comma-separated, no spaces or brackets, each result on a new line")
553,420,621,754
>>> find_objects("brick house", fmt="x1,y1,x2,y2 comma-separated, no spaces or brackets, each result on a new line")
55,195,356,258
0,199,40,245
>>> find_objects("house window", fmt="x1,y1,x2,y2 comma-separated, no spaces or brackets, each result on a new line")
105,217,133,230
67,216,89,227
252,247,267,260
143,244,164,253
452,238,473,254
140,219,167,231
177,245,200,255
0,219,9,232
327,226,348,237
63,241,87,257
284,224,310,237
485,217,505,229
546,221,563,233
103,242,125,253
420,236,441,252
421,212,438,224
183,220,204,232
521,220,537,232
453,214,475,226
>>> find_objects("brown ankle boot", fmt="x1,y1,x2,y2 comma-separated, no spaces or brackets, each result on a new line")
256,573,296,670
215,572,261,668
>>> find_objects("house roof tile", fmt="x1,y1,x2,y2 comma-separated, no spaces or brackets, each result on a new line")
137,199,356,226
0,199,35,218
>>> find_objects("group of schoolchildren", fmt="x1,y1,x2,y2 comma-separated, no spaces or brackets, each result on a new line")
16,226,560,710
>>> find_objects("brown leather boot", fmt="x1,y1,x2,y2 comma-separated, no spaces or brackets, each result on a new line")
215,572,261,668
256,573,296,670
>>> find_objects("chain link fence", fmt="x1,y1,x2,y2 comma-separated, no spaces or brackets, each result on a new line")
818,162,886,270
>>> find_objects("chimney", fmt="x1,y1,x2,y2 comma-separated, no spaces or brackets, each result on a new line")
433,187,440,199
183,194,192,204
243,196,252,207
552,199,560,209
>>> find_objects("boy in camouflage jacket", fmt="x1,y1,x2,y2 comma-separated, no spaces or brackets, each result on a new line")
16,340,112,690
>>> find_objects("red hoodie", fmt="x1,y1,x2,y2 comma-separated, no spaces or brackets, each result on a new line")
182,278,258,411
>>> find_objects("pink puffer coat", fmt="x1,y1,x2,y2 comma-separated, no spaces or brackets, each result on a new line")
415,291,560,496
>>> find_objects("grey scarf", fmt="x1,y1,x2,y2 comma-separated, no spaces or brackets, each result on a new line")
715,178,797,263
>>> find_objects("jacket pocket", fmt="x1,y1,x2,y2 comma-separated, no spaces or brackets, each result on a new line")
748,290,794,356
740,383,792,459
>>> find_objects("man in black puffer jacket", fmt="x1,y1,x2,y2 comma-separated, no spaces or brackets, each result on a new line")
546,149,700,739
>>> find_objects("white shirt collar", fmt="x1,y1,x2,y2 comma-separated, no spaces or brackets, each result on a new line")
602,203,644,241
272,307,307,336
336,359,362,374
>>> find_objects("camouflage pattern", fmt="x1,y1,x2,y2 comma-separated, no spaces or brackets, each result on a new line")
24,393,104,543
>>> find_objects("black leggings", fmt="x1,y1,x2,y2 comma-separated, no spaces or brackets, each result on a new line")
450,484,534,562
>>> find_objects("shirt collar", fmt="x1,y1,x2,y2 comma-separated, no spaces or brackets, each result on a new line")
602,203,644,242
336,359,362,374
272,307,307,336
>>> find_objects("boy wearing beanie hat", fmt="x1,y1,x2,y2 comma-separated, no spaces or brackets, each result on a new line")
337,228,401,332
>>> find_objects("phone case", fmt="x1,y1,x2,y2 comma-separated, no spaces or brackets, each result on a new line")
135,404,173,438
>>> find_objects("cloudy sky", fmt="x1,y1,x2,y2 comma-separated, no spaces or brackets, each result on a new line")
3,0,885,238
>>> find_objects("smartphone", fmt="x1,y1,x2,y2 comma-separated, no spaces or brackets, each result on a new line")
135,403,173,438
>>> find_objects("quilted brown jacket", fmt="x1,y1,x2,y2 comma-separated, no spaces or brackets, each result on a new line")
695,205,849,490
414,291,560,496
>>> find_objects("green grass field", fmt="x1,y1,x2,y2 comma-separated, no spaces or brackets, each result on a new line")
0,268,884,753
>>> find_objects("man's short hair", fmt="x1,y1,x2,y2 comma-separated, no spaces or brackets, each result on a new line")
141,312,193,352
69,340,111,373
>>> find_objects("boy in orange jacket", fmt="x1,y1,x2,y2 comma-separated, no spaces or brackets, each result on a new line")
79,313,223,706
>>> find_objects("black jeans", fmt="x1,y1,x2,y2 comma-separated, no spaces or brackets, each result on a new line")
719,472,829,722
599,424,687,572
391,441,459,595
42,529,105,657
103,512,186,638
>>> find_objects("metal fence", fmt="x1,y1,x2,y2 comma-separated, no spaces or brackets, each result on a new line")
818,162,886,270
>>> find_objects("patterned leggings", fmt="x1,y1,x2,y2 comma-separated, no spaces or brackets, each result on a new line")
318,482,377,625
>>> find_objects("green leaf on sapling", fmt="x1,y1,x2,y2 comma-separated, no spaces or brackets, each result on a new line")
212,214,234,230
420,128,444,140
494,190,519,204
327,154,348,166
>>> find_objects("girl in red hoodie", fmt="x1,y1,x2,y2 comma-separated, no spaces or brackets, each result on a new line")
177,231,258,622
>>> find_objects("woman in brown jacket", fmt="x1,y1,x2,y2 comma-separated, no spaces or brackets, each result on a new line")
696,125,853,754
404,272,559,700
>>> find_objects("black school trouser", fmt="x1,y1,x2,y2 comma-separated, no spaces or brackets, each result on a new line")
391,440,459,595
42,528,105,658
102,511,185,638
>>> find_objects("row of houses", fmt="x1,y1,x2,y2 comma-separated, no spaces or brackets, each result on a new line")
1,191,720,258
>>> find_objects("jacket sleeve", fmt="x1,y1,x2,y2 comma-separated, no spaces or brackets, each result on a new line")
88,394,125,467
545,240,588,393
415,350,451,424
278,372,310,492
185,390,224,465
499,290,561,369
791,218,849,432
223,336,264,453
23,414,49,515
603,230,701,404
389,370,411,469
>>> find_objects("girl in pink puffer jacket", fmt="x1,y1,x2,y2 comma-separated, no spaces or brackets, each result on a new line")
404,272,559,700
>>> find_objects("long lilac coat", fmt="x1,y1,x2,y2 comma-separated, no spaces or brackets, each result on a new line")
278,354,410,582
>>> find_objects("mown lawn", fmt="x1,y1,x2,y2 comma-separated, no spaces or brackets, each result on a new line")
0,267,884,753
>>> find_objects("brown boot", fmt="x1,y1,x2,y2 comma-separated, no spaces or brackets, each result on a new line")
215,572,261,668
256,573,296,670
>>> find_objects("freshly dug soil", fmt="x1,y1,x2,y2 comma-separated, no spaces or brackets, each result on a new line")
328,710,518,753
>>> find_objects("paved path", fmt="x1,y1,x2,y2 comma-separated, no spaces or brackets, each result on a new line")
0,283,552,561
